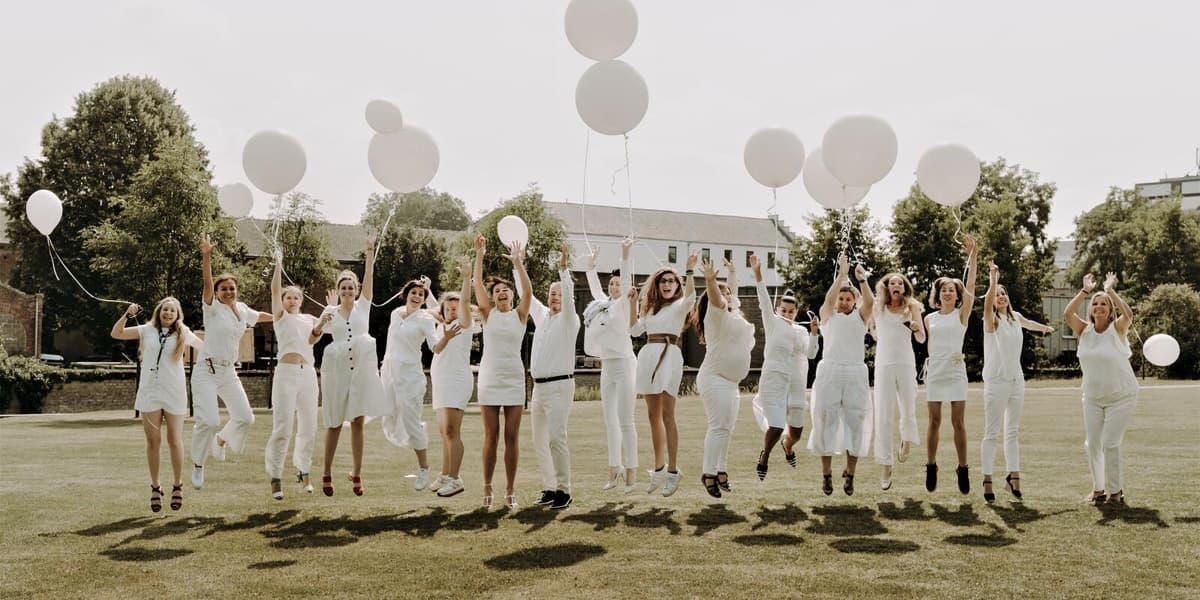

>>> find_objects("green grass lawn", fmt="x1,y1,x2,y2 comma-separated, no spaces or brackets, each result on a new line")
2,381,1198,599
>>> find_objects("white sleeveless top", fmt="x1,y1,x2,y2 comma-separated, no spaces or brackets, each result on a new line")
927,310,967,361
875,305,916,367
983,311,1023,381
274,311,317,365
820,312,866,364
1077,324,1138,398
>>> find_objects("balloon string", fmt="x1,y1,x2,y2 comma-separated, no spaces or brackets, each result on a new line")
46,238,133,305
769,188,780,306
46,238,60,281
624,134,634,238
245,218,327,307
374,197,399,268
580,128,592,253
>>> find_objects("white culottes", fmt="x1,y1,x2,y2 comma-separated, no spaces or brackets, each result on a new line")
380,361,428,450
752,368,807,432
807,362,872,457
873,363,920,465
264,363,319,479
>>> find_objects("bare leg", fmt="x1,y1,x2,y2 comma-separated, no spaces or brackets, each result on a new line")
927,402,943,464
142,411,164,487
644,394,667,469
951,401,968,467
783,425,804,455
164,413,185,486
445,409,465,478
660,393,679,470
820,455,833,476
324,425,342,477
481,407,500,488
762,426,783,460
502,405,523,495
846,454,859,475
414,448,429,471
350,417,364,476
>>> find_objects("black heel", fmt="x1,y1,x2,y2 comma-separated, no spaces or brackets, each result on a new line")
717,472,731,492
822,473,833,496
983,478,995,504
756,451,768,481
842,471,855,496
1005,474,1022,500
150,485,163,513
170,484,183,511
701,474,722,498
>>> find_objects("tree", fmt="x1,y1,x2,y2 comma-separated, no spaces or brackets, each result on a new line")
1133,283,1200,379
781,206,896,316
367,226,448,363
361,188,471,232
239,192,340,309
2,76,207,354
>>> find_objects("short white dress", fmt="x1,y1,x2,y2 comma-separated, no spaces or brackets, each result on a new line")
633,292,696,397
925,310,969,401
320,296,389,427
134,324,203,415
432,319,481,410
477,308,526,406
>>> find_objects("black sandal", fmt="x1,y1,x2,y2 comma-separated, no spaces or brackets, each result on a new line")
150,485,163,513
1005,474,1022,500
170,484,183,511
842,470,855,496
756,451,768,481
780,436,797,468
701,474,722,498
717,472,731,493
822,473,834,496
983,478,995,504
1105,490,1125,505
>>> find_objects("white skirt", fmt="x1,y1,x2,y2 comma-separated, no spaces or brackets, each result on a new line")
807,361,872,457
478,355,525,406
925,356,968,402
635,342,683,397
432,363,474,411
380,361,427,447
320,336,389,427
752,369,807,431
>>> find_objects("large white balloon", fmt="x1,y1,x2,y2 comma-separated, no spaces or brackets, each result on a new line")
365,99,404,134
917,144,982,207
1143,333,1181,367
367,126,440,193
744,128,806,188
242,130,307,195
497,215,529,248
803,148,870,210
217,183,254,219
26,189,63,236
575,60,649,136
564,0,638,61
821,114,898,187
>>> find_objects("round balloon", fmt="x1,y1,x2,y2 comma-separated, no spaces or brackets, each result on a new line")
1143,333,1180,367
575,60,649,136
803,148,870,210
367,126,440,194
821,114,898,187
242,130,307,195
564,0,638,61
365,99,404,134
917,144,981,207
497,215,529,248
217,183,254,219
744,128,806,188
26,189,63,236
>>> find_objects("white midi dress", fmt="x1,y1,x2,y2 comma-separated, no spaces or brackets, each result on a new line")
320,296,389,427
478,308,526,406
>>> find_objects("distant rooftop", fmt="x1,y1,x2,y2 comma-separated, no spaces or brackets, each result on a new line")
236,219,463,262
541,201,795,247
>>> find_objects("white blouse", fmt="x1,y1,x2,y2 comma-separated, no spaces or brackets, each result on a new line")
757,280,818,373
199,300,260,363
631,291,696,338
274,312,318,365
384,307,440,367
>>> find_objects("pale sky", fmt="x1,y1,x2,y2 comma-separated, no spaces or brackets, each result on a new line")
3,1,1197,241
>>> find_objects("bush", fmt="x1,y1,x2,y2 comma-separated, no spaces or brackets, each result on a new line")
0,354,68,413
1134,284,1200,379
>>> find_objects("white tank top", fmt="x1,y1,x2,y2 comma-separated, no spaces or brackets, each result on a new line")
819,312,866,364
875,305,916,367
1077,324,1138,398
927,310,967,361
274,312,317,365
983,311,1023,381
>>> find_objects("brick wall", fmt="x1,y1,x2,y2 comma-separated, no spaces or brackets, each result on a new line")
0,283,41,357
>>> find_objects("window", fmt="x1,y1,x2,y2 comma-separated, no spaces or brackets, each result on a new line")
745,251,753,267
702,248,711,261
668,246,677,263
767,252,776,269
723,249,733,262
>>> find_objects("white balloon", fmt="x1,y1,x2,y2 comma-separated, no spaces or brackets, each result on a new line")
917,144,982,207
217,183,254,219
497,215,529,248
26,189,63,236
564,0,638,61
575,60,649,136
1143,333,1181,367
821,114,898,187
744,128,806,188
242,130,307,195
367,126,440,193
365,99,404,134
803,148,870,210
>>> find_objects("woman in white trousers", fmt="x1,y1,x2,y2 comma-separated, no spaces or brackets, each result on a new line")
980,261,1053,503
871,271,925,490
1064,272,1139,505
380,277,440,491
427,255,478,499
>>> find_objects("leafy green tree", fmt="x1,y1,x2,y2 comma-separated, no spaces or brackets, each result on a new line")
239,192,340,309
361,188,471,232
780,206,896,316
1133,283,1200,379
366,226,448,362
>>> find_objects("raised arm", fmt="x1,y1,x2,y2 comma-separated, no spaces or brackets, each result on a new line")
271,248,284,319
1063,273,1095,337
1017,314,1055,334
200,233,214,306
510,241,533,323
585,245,604,301
684,251,699,299
1103,272,1134,336
627,286,640,329
110,303,142,341
309,311,332,345
456,255,473,329
750,254,774,331
701,259,724,310
983,261,999,333
820,252,850,322
959,235,978,325
855,263,873,322
361,233,377,302
909,298,927,344
472,234,492,317
620,237,633,294
560,242,576,318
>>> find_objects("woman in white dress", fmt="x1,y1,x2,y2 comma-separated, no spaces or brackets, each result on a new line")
428,255,478,499
315,233,388,497
190,234,273,490
749,254,819,481
264,249,325,500
692,258,756,498
111,297,202,512
923,235,977,494
871,270,925,491
980,261,1054,503
807,253,874,496
472,234,533,509
1064,272,1139,505
380,274,440,492
632,251,699,497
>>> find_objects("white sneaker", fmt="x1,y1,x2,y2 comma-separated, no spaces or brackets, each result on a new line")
414,468,431,491
881,465,893,491
190,465,204,490
646,468,667,494
602,469,625,491
437,477,465,497
210,437,226,462
303,481,314,494
429,474,450,493
662,470,682,497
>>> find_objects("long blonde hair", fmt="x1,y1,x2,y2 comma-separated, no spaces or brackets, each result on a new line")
151,296,188,362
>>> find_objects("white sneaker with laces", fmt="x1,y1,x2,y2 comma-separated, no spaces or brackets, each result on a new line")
414,467,431,491
429,474,450,493
191,465,204,490
662,470,682,497
437,477,465,497
646,468,667,494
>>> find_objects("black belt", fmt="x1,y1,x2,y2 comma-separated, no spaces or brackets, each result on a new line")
533,374,574,384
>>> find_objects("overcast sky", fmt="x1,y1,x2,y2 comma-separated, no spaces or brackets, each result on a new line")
3,1,1197,241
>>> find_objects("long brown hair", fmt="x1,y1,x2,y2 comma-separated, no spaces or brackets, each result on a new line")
640,267,684,316
875,272,915,308
151,296,188,362
992,284,1016,323
688,282,731,345
929,277,966,309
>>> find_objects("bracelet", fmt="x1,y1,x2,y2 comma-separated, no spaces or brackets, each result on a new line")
1079,289,1089,295
684,270,694,276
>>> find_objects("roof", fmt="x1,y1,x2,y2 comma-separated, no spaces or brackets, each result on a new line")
541,201,795,247
235,219,463,262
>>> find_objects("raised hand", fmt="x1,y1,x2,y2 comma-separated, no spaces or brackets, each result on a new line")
442,321,463,341
125,303,141,318
700,258,718,280
989,261,999,284
854,263,868,282
325,289,338,307
621,237,634,259
505,240,525,265
199,233,214,255
722,256,735,275
273,247,283,265
1103,272,1118,291
686,250,699,271
560,241,570,271
588,246,598,270
366,232,378,249
1082,273,1096,293
474,234,486,256
458,255,471,276
837,252,849,276
420,275,432,291
963,234,977,256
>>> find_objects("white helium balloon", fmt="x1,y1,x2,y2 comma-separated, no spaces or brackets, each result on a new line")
497,215,529,248
564,0,638,61
26,189,63,236
217,183,254,219
803,148,870,210
744,128,806,188
367,126,440,193
575,60,649,136
917,144,982,207
365,99,404,134
821,114,898,187
1143,333,1181,367
242,130,307,195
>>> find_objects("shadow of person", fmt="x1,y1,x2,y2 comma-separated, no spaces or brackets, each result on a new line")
483,543,606,571
200,510,300,537
930,503,984,527
247,560,298,570
988,502,1076,532
877,499,935,522
1176,516,1200,524
1095,502,1170,529
116,516,227,547
99,547,194,562
828,537,919,554
732,533,804,546
72,517,158,537
346,508,453,538
687,504,749,537
944,523,1018,548
624,507,683,535
511,505,560,533
750,503,808,531
806,505,887,537
562,502,631,532
447,506,510,531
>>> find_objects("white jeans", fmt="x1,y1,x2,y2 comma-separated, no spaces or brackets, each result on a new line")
531,378,574,492
698,372,739,475
981,376,1024,475
382,364,428,450
1083,390,1138,493
265,363,319,479
600,356,638,468
808,362,871,457
873,363,919,465
190,363,255,467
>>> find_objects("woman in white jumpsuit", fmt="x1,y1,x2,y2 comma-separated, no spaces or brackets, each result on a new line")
871,271,926,491
1064,272,1139,505
111,297,203,512
807,253,874,496
427,255,479,499
380,277,440,492
749,254,819,480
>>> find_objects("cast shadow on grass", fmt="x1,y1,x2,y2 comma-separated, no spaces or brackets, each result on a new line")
623,507,683,535
877,499,935,522
483,543,606,571
261,508,456,548
1176,517,1200,524
445,506,511,531
72,517,158,537
687,504,749,537
38,419,139,429
99,547,194,562
930,503,985,527
944,524,1018,548
828,537,919,554
988,503,1076,532
1095,503,1170,529
510,506,560,533
805,505,887,537
248,560,297,570
732,533,804,546
750,503,807,531
562,502,631,532
115,517,226,547
199,510,300,537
